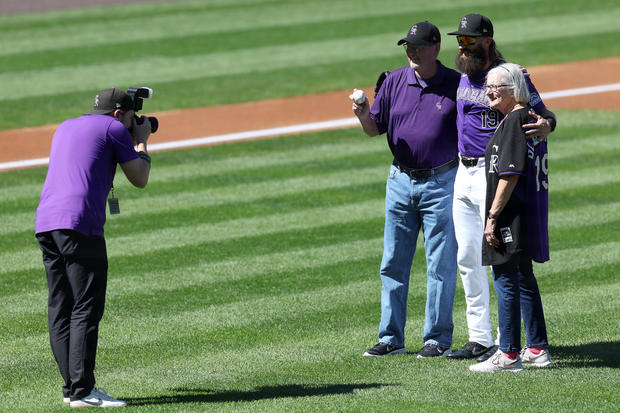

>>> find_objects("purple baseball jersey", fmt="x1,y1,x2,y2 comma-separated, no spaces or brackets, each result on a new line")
525,137,549,263
457,68,546,158
482,107,549,265
35,115,139,237
370,61,460,169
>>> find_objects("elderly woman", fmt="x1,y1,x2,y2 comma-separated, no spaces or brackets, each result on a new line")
469,63,552,372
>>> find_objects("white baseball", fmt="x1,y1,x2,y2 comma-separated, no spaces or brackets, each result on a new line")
349,89,366,104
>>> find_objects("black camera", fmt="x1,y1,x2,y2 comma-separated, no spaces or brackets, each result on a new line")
127,87,158,133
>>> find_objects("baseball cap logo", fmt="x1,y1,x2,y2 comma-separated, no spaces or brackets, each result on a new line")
460,17,467,29
94,95,100,108
410,25,417,35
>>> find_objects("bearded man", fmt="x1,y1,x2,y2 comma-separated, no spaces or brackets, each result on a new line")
445,14,557,362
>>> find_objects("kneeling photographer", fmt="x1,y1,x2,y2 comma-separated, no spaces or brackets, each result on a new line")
35,87,157,408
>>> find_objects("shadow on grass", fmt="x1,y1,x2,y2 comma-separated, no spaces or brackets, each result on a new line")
552,341,620,368
124,383,396,406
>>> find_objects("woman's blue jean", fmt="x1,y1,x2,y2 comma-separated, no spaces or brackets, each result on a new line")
492,253,548,352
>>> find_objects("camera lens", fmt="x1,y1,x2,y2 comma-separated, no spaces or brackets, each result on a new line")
134,115,158,133
147,116,158,133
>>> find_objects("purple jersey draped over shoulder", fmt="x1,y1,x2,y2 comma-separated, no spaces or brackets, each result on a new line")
525,138,549,263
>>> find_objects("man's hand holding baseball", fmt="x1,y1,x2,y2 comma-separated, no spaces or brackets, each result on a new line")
350,89,378,137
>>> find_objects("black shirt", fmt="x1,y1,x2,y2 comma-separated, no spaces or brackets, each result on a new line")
482,107,530,266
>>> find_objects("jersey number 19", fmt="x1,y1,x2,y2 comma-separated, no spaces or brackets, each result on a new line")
529,145,548,192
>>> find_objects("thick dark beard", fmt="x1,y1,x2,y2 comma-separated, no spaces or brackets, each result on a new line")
455,45,488,76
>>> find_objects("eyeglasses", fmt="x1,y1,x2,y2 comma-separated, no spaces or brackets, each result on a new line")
484,84,512,92
456,35,477,46
402,43,424,53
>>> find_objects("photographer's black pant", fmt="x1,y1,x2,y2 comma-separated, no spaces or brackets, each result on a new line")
36,230,107,401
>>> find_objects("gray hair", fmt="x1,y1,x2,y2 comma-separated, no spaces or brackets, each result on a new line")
487,62,530,104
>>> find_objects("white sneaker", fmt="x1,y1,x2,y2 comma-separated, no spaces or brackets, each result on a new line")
520,347,552,367
64,397,70,403
469,349,524,372
70,386,127,408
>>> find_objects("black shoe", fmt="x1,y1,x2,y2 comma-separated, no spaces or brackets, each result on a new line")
476,345,499,362
363,342,406,357
416,343,451,358
446,341,493,360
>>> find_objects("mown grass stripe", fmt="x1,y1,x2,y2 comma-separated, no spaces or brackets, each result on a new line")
0,0,515,55
548,202,620,229
537,241,620,277
3,0,587,75
0,278,381,368
0,34,403,100
3,238,617,344
0,0,272,25
0,133,384,197
550,165,620,192
3,8,619,101
544,282,620,326
0,198,385,275
0,164,387,236
3,164,617,240
0,236,384,315
549,133,620,160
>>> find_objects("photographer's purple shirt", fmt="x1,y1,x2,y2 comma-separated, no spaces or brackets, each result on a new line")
370,61,459,169
456,69,547,157
35,115,139,237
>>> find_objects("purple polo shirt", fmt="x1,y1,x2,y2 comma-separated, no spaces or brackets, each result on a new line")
456,68,547,157
35,115,139,237
370,61,460,169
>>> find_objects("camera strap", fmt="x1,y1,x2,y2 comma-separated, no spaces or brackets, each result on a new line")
108,185,120,215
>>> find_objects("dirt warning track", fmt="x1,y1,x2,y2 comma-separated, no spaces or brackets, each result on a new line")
1,57,618,170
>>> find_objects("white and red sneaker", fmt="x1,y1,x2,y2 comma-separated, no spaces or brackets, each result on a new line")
520,347,552,367
469,349,524,372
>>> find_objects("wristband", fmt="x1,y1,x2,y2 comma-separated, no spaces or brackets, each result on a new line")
138,151,151,163
488,212,499,220
545,117,556,132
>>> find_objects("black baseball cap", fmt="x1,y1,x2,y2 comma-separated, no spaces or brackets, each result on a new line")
85,88,133,115
448,13,494,37
397,21,441,46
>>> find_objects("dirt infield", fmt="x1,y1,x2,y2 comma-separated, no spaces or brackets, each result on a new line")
2,57,619,168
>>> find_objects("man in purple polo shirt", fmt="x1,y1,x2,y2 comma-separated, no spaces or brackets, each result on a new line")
352,21,460,358
35,88,152,408
445,13,557,362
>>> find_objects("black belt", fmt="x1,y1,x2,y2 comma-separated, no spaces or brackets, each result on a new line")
460,156,481,167
392,158,458,179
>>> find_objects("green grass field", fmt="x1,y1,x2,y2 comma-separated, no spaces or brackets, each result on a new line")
2,111,619,412
1,0,620,412
1,0,619,129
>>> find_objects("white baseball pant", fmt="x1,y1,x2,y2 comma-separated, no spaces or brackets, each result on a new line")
452,158,495,347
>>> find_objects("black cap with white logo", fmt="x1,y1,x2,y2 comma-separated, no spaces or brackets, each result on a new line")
448,13,494,37
397,21,441,46
84,88,133,115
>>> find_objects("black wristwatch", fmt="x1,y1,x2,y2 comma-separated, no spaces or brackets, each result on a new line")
138,151,151,163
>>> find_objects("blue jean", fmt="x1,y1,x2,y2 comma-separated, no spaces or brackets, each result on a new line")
378,164,458,348
492,253,548,352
